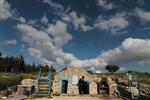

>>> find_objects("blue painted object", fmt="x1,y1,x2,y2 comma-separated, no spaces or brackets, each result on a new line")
48,72,52,96
36,69,52,97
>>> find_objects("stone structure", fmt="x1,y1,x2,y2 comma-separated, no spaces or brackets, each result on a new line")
17,79,37,95
52,67,101,95
99,77,117,95
21,79,36,86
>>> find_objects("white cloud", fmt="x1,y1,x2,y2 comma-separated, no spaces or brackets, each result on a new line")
46,20,72,47
99,38,150,65
28,19,37,25
41,58,55,65
16,23,51,45
43,0,64,11
97,0,113,10
41,14,49,24
94,13,129,34
16,21,106,69
4,39,17,45
19,17,26,23
43,0,91,32
16,17,149,70
28,47,42,59
63,11,92,32
17,23,58,64
135,8,150,22
0,0,13,20
55,38,150,68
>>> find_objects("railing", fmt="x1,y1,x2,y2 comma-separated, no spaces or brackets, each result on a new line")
36,69,52,97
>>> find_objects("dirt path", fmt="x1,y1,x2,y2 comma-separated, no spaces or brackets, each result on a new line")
35,95,122,100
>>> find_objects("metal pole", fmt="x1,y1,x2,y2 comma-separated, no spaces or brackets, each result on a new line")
48,72,52,97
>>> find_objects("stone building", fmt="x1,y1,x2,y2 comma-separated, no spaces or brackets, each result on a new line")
17,79,37,95
99,77,117,95
17,67,117,96
52,67,101,95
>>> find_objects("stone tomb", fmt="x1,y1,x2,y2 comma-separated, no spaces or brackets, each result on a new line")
52,67,101,95
17,79,37,95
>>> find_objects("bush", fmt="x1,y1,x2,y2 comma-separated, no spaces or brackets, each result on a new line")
0,74,21,90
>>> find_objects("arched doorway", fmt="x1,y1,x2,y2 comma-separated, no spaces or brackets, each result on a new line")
31,85,35,94
99,81,109,95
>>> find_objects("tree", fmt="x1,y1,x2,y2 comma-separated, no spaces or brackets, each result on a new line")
87,70,94,75
43,64,49,72
49,65,56,73
18,55,25,73
62,66,67,71
105,64,119,73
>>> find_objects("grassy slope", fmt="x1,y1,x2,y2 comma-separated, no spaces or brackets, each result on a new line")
0,73,38,91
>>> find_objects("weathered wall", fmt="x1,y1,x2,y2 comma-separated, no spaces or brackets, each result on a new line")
89,81,98,94
99,77,117,95
52,67,101,95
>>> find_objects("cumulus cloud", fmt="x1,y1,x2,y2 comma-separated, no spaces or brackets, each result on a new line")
28,47,42,59
43,0,64,11
16,17,149,70
63,11,92,32
94,13,129,34
0,0,13,20
16,20,106,69
17,19,150,70
16,23,51,45
97,0,113,10
43,0,91,32
99,38,150,65
17,23,58,65
16,22,68,65
46,21,72,47
41,14,49,24
18,17,26,23
135,8,150,22
4,39,17,45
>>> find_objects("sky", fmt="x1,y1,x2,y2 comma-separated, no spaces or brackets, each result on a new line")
0,0,150,72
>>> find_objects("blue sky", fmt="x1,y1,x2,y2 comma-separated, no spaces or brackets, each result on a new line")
0,0,150,72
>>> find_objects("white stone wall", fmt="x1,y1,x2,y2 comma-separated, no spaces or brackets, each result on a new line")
89,81,97,94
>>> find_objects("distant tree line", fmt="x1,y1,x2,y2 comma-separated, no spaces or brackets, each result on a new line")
0,54,56,73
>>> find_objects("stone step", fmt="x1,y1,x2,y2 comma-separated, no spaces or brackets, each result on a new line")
38,88,49,91
38,82,49,84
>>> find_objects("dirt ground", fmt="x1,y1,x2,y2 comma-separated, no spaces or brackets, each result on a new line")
35,95,123,100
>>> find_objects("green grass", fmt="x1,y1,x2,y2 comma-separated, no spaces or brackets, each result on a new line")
0,72,38,91
95,72,150,85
